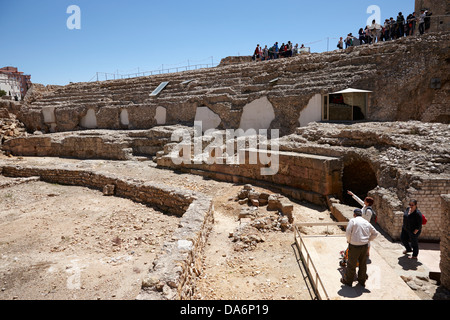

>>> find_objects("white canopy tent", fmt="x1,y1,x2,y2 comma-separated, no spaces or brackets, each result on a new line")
330,88,373,95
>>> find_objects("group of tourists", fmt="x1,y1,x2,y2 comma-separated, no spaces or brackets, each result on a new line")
252,42,306,61
341,191,426,288
338,9,433,49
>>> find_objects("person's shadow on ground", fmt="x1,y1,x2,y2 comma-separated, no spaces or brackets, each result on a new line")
397,255,423,271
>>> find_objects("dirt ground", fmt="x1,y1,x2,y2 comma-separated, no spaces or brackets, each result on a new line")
0,177,179,300
0,156,445,300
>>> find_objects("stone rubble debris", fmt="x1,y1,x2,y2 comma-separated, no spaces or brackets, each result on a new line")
230,185,295,251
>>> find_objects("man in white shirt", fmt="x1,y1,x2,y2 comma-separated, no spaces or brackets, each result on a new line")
341,209,379,287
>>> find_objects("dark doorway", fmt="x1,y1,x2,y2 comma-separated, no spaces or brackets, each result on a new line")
342,160,378,206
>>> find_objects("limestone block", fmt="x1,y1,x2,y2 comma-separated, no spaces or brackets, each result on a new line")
42,107,56,124
248,190,260,200
120,109,129,126
103,184,115,196
80,109,97,129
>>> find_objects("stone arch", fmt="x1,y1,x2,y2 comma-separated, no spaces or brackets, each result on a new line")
342,160,378,206
120,109,129,126
80,109,97,129
155,107,167,125
239,96,275,132
195,106,221,132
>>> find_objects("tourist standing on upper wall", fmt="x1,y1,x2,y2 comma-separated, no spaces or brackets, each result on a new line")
337,37,344,50
396,12,405,37
419,10,427,34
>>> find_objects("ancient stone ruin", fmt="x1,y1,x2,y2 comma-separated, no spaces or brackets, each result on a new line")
0,31,449,299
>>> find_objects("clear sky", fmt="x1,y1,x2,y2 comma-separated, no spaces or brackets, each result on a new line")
0,0,413,85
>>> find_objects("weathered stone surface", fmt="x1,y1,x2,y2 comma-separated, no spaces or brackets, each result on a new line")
0,102,27,151
2,125,189,160
12,33,450,136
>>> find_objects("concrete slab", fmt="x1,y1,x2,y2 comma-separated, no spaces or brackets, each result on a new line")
300,235,420,300
418,243,441,273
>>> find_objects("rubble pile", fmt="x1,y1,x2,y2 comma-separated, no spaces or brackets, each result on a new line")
0,108,27,151
229,185,295,251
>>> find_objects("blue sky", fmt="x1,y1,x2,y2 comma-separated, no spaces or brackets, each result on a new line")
0,0,413,85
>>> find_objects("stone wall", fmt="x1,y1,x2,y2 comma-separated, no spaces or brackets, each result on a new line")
138,196,214,300
369,187,405,241
440,194,450,290
157,148,343,206
368,180,450,242
0,163,214,299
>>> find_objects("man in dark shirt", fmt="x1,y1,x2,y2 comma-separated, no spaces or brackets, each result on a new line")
401,199,423,259
397,12,405,37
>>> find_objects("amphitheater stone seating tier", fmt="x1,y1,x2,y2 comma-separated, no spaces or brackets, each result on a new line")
19,32,449,136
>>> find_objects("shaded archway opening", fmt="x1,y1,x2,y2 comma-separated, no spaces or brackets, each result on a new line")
342,160,378,206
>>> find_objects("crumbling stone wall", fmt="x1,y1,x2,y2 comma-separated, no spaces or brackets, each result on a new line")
0,164,196,216
0,101,27,149
276,121,449,242
440,195,450,290
369,187,406,241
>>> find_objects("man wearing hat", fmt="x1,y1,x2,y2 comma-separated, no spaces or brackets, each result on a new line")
341,209,379,287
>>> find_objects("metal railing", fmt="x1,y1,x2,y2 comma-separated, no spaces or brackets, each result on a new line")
294,222,348,300
90,57,219,82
